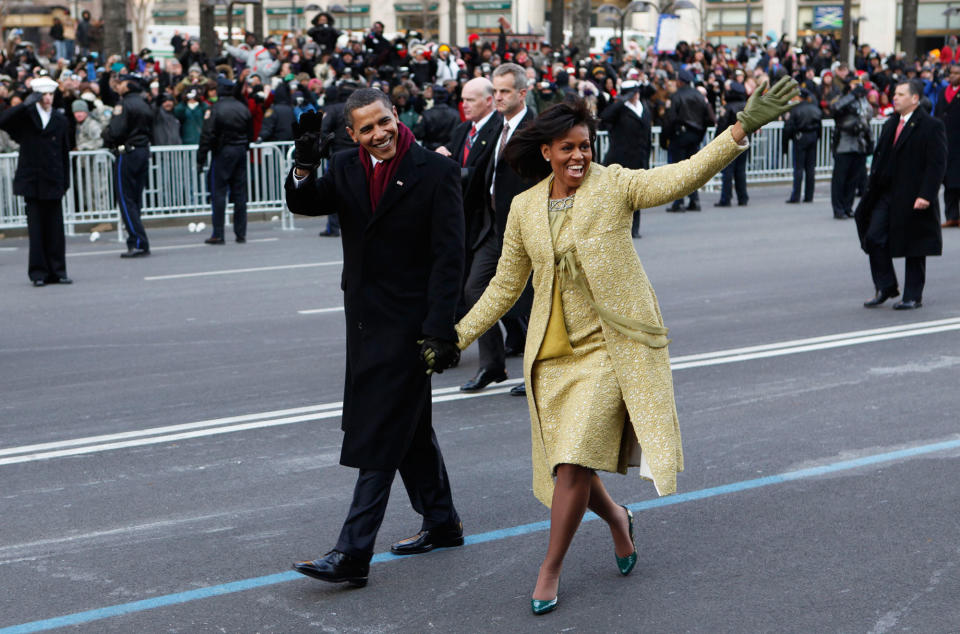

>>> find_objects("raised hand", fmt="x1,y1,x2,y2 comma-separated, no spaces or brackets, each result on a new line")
736,76,800,135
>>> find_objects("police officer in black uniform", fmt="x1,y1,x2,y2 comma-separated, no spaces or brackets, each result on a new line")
664,69,715,212
783,88,823,203
102,73,153,257
197,77,254,244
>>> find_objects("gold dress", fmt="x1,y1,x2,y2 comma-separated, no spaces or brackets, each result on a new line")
533,194,656,480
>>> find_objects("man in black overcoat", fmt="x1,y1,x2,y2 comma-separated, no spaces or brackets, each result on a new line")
437,77,503,315
855,80,948,310
599,79,652,237
0,77,72,286
285,89,465,586
935,64,960,228
783,88,822,204
460,63,536,396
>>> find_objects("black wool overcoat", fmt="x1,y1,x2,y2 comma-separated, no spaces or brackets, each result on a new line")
599,97,652,169
285,143,465,469
855,107,947,258
933,88,960,189
0,103,71,200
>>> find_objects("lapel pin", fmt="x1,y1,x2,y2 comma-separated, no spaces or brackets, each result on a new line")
396,180,404,186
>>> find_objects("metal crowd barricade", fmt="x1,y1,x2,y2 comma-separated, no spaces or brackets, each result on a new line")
0,120,893,235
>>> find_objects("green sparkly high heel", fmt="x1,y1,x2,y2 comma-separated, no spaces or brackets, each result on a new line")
531,596,558,615
616,505,638,576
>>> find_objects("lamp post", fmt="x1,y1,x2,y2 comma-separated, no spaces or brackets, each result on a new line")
226,0,261,45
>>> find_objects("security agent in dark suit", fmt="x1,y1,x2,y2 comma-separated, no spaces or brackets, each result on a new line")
935,64,960,227
437,77,503,316
460,63,536,395
855,80,947,310
829,82,873,219
102,73,154,257
0,77,72,286
664,68,714,212
599,79,651,237
197,77,254,244
285,89,465,586
783,88,822,203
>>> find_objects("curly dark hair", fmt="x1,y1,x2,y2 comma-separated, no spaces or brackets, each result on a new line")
503,97,597,181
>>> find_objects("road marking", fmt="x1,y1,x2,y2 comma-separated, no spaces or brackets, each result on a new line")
2,316,959,466
144,260,343,281
4,435,959,634
69,238,279,257
0,247,18,252
297,306,344,315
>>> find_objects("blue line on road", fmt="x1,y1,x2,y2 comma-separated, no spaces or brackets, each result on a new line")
4,436,959,633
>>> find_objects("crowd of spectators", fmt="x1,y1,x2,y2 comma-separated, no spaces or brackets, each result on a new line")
0,13,957,157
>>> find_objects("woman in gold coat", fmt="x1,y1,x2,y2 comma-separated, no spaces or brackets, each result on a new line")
453,79,798,614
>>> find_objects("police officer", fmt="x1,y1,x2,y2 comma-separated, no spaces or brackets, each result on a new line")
783,88,823,203
197,77,254,244
102,73,153,257
664,69,715,212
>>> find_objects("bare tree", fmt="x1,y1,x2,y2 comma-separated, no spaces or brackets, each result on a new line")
131,0,155,54
570,0,590,61
901,0,918,62
101,0,128,57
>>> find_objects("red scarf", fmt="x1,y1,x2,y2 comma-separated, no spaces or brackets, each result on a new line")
359,122,415,212
946,84,959,105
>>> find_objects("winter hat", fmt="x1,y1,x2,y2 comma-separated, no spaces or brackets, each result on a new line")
71,99,89,113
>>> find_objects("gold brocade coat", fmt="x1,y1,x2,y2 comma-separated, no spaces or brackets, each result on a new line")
456,128,747,505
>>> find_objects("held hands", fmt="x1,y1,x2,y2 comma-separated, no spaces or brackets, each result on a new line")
293,110,334,171
418,337,461,375
736,76,801,135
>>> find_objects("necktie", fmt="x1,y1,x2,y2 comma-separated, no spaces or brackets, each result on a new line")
462,124,477,166
894,117,905,144
497,123,510,159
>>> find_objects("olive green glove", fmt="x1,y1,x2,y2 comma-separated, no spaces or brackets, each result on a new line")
418,337,461,376
736,76,801,135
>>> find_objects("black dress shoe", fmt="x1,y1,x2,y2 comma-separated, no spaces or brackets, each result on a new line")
32,279,45,287
737,200,749,206
390,521,464,555
318,229,340,237
833,214,849,220
893,300,922,310
686,202,701,211
120,248,150,258
665,204,685,213
293,550,369,586
235,236,246,243
864,287,900,307
510,384,526,397
460,367,507,392
713,201,731,207
631,232,642,239
845,210,855,218
204,236,225,245
54,277,73,284
803,198,814,203
785,199,800,204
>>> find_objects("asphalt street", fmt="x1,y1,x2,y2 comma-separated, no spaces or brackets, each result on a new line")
2,184,959,633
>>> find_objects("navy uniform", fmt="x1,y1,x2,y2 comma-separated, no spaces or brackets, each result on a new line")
198,78,254,244
0,77,72,285
102,74,154,257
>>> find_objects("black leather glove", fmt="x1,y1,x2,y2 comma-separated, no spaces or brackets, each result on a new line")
418,337,461,375
23,91,42,107
293,110,334,171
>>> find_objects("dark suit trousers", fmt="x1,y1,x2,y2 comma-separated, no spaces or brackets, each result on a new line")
464,232,531,370
719,152,748,204
25,198,67,282
210,144,248,239
791,140,817,202
116,147,150,251
670,131,703,206
334,413,460,561
831,152,864,217
866,194,926,302
944,186,960,222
